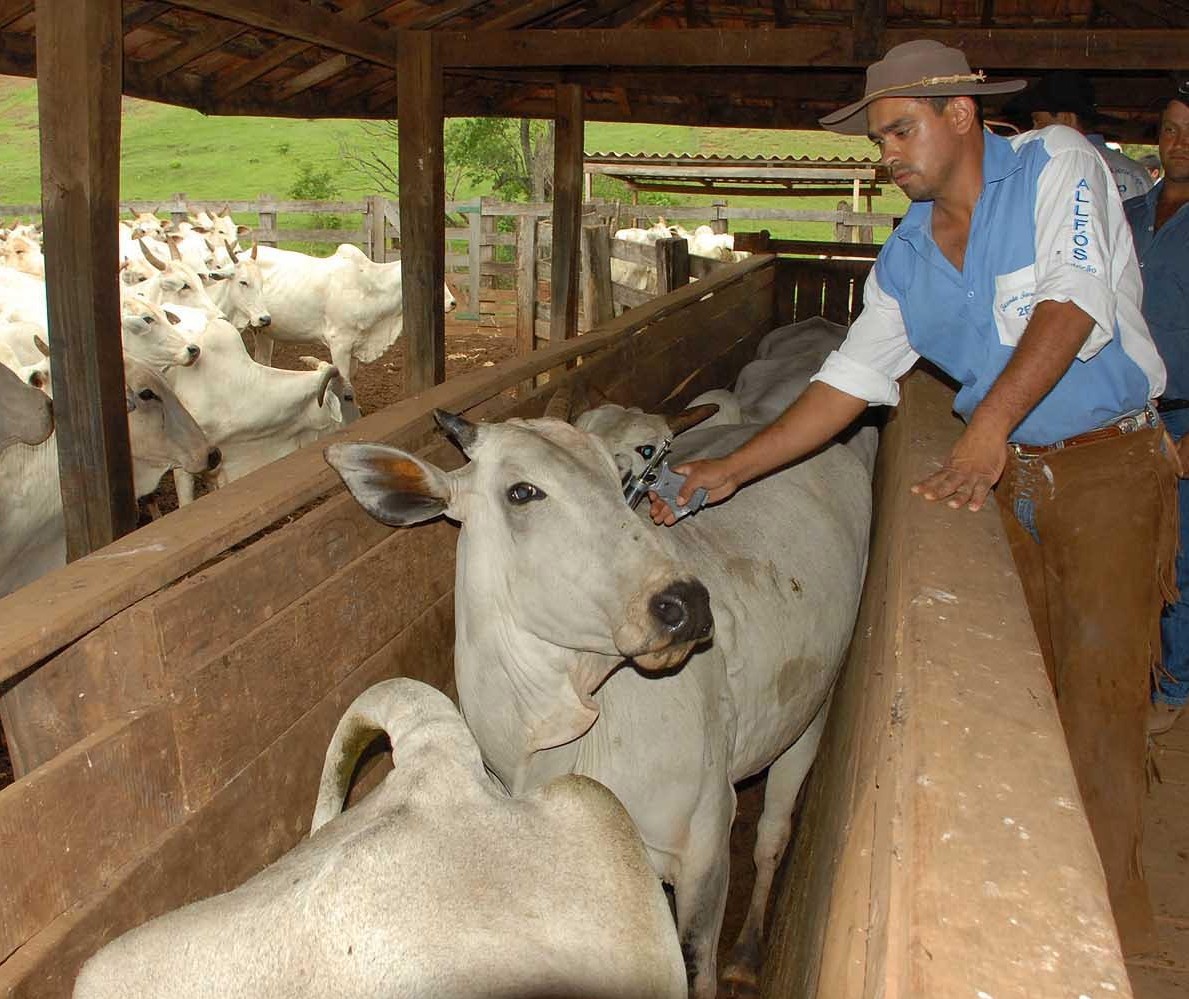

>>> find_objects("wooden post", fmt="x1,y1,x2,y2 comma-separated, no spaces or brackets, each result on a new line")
258,193,278,246
711,200,728,235
397,29,446,392
580,223,613,332
365,194,387,261
655,236,690,295
37,0,136,561
467,201,482,320
516,215,538,357
169,193,188,227
550,82,584,344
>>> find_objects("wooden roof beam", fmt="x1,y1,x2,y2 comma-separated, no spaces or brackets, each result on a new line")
274,51,354,102
592,0,669,27
0,1,32,31
141,19,246,81
469,0,586,30
212,0,395,100
435,27,1189,70
392,0,489,30
124,3,173,31
163,0,399,67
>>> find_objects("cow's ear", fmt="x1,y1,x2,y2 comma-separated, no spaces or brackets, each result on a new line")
324,443,450,527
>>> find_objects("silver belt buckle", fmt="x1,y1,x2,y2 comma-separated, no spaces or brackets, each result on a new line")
1117,415,1140,433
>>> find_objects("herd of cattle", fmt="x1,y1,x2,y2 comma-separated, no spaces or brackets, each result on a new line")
611,219,751,294
0,208,456,596
66,317,875,998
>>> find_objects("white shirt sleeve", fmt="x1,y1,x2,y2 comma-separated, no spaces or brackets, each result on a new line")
811,267,919,406
1032,141,1121,361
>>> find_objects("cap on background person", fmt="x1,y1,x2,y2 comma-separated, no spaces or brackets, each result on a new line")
819,39,1026,136
1001,69,1119,131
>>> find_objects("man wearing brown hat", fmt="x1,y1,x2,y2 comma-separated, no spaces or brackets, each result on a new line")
1126,83,1189,740
653,38,1176,955
1006,69,1153,200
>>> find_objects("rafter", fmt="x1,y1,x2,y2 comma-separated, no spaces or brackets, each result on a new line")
395,0,490,29
163,0,399,67
123,2,173,31
141,19,246,81
469,0,585,30
274,51,352,101
592,0,669,27
0,0,32,31
211,0,395,99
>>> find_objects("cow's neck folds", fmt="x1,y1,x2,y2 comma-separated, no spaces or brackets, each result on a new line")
455,616,621,791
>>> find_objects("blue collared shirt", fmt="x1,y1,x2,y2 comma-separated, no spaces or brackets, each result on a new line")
813,126,1165,445
1126,183,1189,400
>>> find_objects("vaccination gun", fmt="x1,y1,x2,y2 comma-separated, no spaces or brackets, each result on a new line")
622,438,709,520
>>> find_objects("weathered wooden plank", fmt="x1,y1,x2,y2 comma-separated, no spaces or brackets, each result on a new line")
516,215,538,358
821,269,854,326
0,596,454,998
763,373,1132,999
581,223,614,332
397,29,445,392
167,520,457,810
38,0,136,562
549,82,584,345
164,0,398,67
793,268,827,323
654,236,690,296
0,603,164,778
0,256,773,687
0,709,183,963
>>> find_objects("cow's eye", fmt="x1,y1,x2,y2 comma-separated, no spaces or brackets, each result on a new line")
507,482,544,505
636,444,655,460
239,280,249,287
137,388,158,402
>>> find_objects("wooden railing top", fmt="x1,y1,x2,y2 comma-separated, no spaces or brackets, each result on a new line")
0,254,772,685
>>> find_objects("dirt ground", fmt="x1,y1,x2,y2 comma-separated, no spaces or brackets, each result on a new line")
0,286,769,975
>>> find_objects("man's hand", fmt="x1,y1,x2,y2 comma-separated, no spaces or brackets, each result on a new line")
910,424,1008,512
649,457,739,525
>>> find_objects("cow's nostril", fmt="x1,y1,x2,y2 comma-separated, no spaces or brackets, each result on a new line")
258,315,272,327
649,579,713,643
186,344,201,359
207,447,222,471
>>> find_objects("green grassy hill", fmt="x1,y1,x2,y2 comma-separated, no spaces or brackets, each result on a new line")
0,76,906,244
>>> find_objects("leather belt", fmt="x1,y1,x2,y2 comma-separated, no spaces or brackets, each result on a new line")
1157,398,1189,413
1009,406,1160,459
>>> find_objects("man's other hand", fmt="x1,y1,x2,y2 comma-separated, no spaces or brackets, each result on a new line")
911,425,1008,513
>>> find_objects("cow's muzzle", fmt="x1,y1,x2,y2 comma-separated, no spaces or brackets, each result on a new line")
649,579,713,644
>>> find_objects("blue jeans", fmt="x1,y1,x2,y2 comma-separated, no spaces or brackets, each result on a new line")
1160,407,1189,707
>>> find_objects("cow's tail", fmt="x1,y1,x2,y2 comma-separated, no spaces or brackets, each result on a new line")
310,678,460,835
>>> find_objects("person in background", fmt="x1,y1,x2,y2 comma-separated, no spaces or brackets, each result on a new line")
652,39,1178,957
1126,83,1189,738
1139,151,1163,183
1005,69,1153,201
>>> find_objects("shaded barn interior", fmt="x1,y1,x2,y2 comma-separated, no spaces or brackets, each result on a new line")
1,3,1187,997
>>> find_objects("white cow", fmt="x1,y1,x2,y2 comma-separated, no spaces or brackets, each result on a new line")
0,346,52,452
125,240,224,323
611,222,750,297
1,232,44,278
163,317,357,504
326,388,873,997
203,241,272,332
250,244,456,395
0,358,219,597
73,678,687,999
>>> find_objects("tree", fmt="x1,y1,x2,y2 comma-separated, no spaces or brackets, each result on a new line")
338,117,555,202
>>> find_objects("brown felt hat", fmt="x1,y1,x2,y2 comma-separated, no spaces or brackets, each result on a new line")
821,39,1027,136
